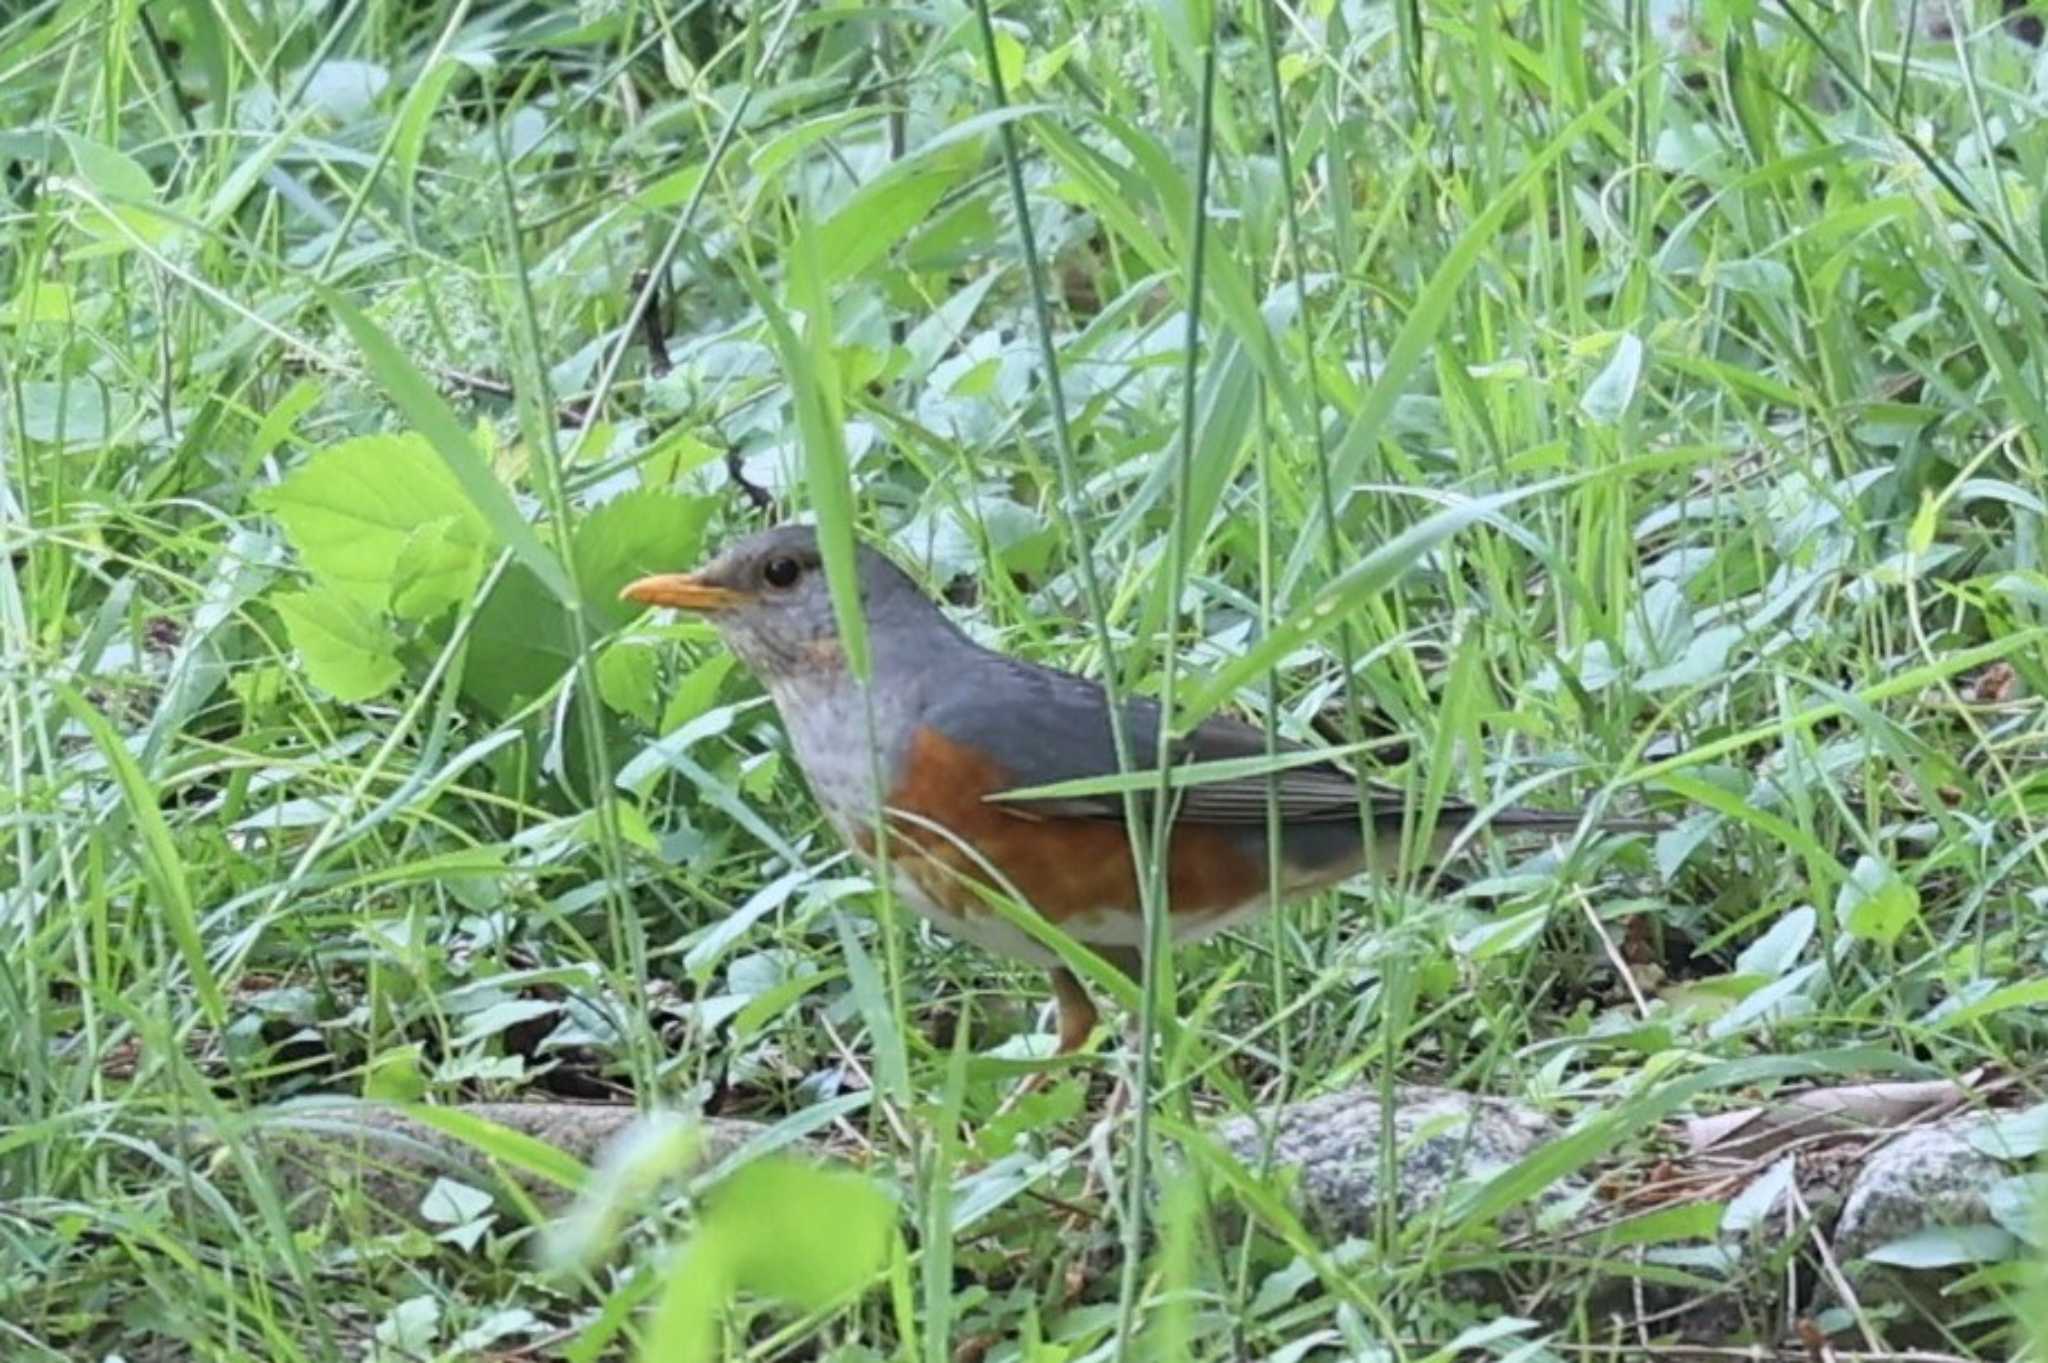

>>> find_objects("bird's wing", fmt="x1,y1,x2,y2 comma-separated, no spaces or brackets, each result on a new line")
922,655,1402,826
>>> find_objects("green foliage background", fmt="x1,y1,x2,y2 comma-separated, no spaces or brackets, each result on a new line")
3,0,2046,1357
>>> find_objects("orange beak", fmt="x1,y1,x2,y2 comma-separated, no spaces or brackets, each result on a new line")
617,573,751,613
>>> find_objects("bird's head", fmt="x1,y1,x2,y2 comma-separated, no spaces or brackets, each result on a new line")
619,524,935,681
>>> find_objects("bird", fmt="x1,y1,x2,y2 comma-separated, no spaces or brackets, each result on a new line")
620,524,1654,1057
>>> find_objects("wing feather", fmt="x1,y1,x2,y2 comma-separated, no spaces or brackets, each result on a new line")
925,653,1413,825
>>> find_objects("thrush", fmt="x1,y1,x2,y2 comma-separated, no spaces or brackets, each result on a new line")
621,525,1653,1054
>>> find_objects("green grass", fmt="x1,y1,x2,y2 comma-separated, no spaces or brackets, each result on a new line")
4,0,2047,1358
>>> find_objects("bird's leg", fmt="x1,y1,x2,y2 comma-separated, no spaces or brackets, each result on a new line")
1077,947,1147,1211
988,966,1099,1126
1050,966,1100,1055
1084,947,1147,1098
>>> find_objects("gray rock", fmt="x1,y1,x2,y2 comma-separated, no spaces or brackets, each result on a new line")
179,1101,773,1227
1212,1083,1571,1240
1832,1121,2007,1267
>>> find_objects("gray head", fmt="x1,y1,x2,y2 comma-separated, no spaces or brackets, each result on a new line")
618,524,951,681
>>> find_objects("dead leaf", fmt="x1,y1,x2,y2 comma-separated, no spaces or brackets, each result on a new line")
1967,661,2020,705
1684,1075,1978,1159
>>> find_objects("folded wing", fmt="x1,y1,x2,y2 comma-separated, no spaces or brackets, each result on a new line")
927,654,1405,826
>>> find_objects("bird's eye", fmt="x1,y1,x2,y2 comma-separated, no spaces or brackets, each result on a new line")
762,556,803,589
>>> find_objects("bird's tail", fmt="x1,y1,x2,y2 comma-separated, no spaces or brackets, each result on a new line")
1483,805,1666,836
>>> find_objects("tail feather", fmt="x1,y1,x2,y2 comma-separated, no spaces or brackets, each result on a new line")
1475,805,1666,836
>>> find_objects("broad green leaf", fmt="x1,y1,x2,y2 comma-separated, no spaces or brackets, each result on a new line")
363,1043,429,1103
1,279,74,325
375,1297,439,1354
1735,907,1815,977
980,22,1024,90
58,131,170,251
319,285,575,605
1907,490,1940,558
456,999,562,1045
1153,0,1212,68
1865,1225,2017,1269
299,59,390,119
1970,1104,2048,1159
643,1154,893,1360
1954,477,2048,517
273,588,404,702
465,563,577,719
246,379,323,471
1834,854,1919,946
659,652,736,734
459,489,716,719
418,1178,494,1230
391,516,487,621
175,0,231,108
18,379,137,448
704,1157,894,1306
623,160,708,215
897,490,1051,580
1454,905,1551,961
1706,962,1820,1040
645,1243,723,1361
595,641,659,726
1600,1202,1725,1246
609,797,659,855
573,490,717,631
1580,332,1645,424
1931,979,2048,1034
1988,1173,2048,1245
260,434,488,609
1722,1157,1794,1233
1713,258,1794,297
748,110,875,185
816,149,977,284
1637,624,1740,692
731,969,841,1041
